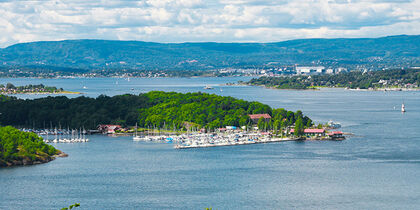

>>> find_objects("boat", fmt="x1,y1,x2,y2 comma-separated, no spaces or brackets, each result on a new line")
204,85,214,90
401,103,406,112
328,120,341,129
133,123,143,141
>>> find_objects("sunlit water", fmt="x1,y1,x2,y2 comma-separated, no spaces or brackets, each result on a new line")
1,77,420,209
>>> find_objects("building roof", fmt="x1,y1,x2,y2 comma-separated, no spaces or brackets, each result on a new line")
249,114,272,119
291,128,325,133
98,124,122,129
328,131,343,135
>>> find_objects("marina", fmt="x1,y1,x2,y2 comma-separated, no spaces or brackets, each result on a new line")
32,129,90,143
131,130,345,149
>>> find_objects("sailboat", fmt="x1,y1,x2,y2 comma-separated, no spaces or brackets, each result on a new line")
204,85,214,90
133,123,142,141
401,103,406,112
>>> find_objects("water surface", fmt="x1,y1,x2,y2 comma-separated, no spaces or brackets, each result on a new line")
1,77,419,209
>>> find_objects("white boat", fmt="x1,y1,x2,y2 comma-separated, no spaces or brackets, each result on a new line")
133,123,142,141
328,121,341,129
401,103,406,112
204,85,214,90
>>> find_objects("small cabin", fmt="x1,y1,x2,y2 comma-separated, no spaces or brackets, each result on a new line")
98,124,122,134
328,131,345,139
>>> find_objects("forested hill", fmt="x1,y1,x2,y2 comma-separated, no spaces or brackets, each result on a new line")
0,35,419,70
0,126,60,167
0,91,312,130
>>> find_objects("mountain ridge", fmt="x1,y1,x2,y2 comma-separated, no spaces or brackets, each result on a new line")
1,35,419,70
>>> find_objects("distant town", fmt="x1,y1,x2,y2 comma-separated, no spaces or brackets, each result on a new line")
2,64,419,79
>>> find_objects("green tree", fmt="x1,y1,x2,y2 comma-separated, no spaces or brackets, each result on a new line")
257,117,265,130
294,117,304,137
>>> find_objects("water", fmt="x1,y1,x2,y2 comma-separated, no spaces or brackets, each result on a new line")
1,77,420,209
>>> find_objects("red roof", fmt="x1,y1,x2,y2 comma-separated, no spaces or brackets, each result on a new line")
249,114,272,119
328,131,343,135
291,128,325,133
98,124,122,129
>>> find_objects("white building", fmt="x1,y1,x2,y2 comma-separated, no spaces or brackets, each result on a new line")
296,66,325,75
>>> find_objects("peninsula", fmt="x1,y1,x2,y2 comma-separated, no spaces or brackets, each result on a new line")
0,126,65,167
245,68,420,90
0,83,80,94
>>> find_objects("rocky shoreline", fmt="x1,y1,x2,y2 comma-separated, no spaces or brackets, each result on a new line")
0,151,68,167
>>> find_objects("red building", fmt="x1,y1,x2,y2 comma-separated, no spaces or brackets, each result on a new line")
97,124,122,134
248,114,271,124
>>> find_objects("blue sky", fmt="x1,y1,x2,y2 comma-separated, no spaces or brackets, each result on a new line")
0,0,419,47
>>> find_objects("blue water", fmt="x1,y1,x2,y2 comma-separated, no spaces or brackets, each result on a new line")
1,77,420,209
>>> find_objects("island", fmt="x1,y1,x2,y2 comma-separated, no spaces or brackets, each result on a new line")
0,91,311,131
0,126,66,167
0,83,80,94
244,69,420,90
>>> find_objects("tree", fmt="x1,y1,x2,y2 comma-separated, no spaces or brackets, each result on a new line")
257,117,265,130
294,117,304,137
6,83,15,89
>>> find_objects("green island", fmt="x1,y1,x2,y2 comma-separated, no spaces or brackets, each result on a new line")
0,126,64,167
245,69,420,90
0,83,80,94
0,91,312,131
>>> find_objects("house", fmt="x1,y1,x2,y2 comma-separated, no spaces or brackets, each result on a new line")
328,131,345,139
249,114,271,124
97,124,122,134
218,128,227,132
290,128,325,136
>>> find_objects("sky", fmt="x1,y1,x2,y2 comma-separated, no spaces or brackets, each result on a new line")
0,0,419,47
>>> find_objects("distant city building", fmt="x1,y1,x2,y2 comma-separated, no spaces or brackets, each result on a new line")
296,66,325,75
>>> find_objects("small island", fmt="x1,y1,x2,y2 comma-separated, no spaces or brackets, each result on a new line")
0,91,346,150
0,83,80,94
244,68,420,90
0,126,66,167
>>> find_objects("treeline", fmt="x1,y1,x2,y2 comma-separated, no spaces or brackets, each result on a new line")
0,91,312,131
0,94,148,129
0,126,59,167
247,69,420,89
0,83,63,92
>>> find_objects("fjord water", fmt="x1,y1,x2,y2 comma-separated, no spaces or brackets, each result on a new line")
1,77,420,209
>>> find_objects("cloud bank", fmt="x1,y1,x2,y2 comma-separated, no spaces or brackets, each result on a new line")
0,0,419,47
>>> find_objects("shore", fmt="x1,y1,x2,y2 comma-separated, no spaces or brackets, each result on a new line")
0,151,68,167
242,83,420,91
1,91,82,95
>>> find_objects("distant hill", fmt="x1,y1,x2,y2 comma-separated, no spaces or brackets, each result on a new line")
0,35,419,70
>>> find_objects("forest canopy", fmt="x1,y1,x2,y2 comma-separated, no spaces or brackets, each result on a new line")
0,126,59,167
0,91,312,130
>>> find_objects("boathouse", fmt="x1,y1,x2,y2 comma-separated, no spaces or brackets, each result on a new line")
249,114,271,124
97,124,122,134
328,131,344,139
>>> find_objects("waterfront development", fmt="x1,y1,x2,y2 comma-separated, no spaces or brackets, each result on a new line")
1,77,420,209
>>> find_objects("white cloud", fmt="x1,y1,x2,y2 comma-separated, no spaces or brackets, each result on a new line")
0,0,419,47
